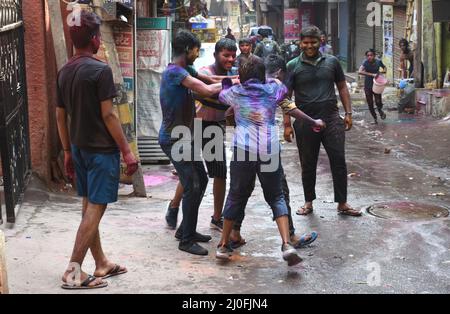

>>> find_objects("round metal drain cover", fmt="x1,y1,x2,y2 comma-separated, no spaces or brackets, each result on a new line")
366,201,449,221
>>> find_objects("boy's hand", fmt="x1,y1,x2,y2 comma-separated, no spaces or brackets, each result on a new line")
344,115,353,131
284,125,294,142
222,78,233,90
64,151,75,180
123,151,138,176
312,119,326,132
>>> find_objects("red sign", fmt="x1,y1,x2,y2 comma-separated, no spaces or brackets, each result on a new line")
284,9,300,42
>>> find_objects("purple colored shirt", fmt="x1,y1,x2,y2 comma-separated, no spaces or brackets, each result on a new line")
219,79,288,155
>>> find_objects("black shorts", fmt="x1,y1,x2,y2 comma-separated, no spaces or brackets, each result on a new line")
201,120,227,179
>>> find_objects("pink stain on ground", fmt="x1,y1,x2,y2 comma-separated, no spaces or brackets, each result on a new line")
143,175,173,187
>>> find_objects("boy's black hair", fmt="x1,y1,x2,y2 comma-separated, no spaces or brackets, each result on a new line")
215,38,237,54
173,30,201,57
300,25,321,40
239,56,266,84
399,38,409,47
257,28,270,38
365,48,376,56
69,10,101,49
265,54,286,75
239,37,252,45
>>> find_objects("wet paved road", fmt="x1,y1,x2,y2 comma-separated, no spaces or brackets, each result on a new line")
3,102,450,293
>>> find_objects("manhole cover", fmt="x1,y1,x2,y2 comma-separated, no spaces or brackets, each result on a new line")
366,201,449,221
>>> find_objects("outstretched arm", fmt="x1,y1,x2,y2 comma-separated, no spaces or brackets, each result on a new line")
182,75,222,98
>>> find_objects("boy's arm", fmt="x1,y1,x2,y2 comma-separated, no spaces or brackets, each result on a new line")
282,87,295,142
56,107,74,179
358,65,376,77
182,75,222,98
278,99,324,127
101,99,138,175
197,72,238,84
336,80,353,131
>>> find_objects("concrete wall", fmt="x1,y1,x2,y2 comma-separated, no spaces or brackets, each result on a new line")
22,0,60,183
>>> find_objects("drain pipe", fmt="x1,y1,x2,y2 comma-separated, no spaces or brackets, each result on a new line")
435,22,443,88
414,0,423,88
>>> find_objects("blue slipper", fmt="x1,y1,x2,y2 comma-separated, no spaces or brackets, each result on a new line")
294,231,318,249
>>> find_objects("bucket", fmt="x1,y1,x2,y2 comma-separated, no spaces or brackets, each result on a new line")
373,75,388,94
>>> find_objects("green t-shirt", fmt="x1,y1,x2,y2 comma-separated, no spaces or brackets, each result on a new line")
286,53,346,118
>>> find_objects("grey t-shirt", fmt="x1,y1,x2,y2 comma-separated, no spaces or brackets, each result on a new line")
286,53,346,119
57,56,118,153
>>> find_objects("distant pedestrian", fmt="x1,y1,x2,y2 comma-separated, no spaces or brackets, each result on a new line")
399,38,414,78
254,28,281,59
319,32,333,55
235,37,261,69
358,49,387,124
225,27,236,42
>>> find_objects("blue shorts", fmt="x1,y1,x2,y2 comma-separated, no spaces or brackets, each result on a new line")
72,145,120,205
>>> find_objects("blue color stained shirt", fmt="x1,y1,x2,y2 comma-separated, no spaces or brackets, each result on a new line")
159,64,195,146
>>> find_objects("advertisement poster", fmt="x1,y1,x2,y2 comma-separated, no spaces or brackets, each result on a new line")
137,30,169,71
299,4,313,30
284,9,300,43
114,26,134,91
136,26,170,138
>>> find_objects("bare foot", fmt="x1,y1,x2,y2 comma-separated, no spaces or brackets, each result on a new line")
62,270,105,288
94,262,127,278
337,203,362,216
296,202,314,215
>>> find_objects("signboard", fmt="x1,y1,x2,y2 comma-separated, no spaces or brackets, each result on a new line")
284,8,300,42
94,25,134,92
299,4,313,31
137,17,170,29
136,19,171,138
137,30,169,70
113,25,134,90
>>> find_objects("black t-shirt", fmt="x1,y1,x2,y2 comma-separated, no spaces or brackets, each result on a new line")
57,56,118,153
362,59,386,89
286,53,346,119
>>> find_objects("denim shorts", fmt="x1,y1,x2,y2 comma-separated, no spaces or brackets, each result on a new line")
72,145,120,205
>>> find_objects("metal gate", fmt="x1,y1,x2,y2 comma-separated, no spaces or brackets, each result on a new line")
0,0,31,224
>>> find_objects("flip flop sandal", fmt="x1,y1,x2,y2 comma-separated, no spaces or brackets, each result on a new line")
61,275,108,290
338,208,362,216
294,231,318,249
102,264,128,279
230,238,246,249
296,206,313,216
